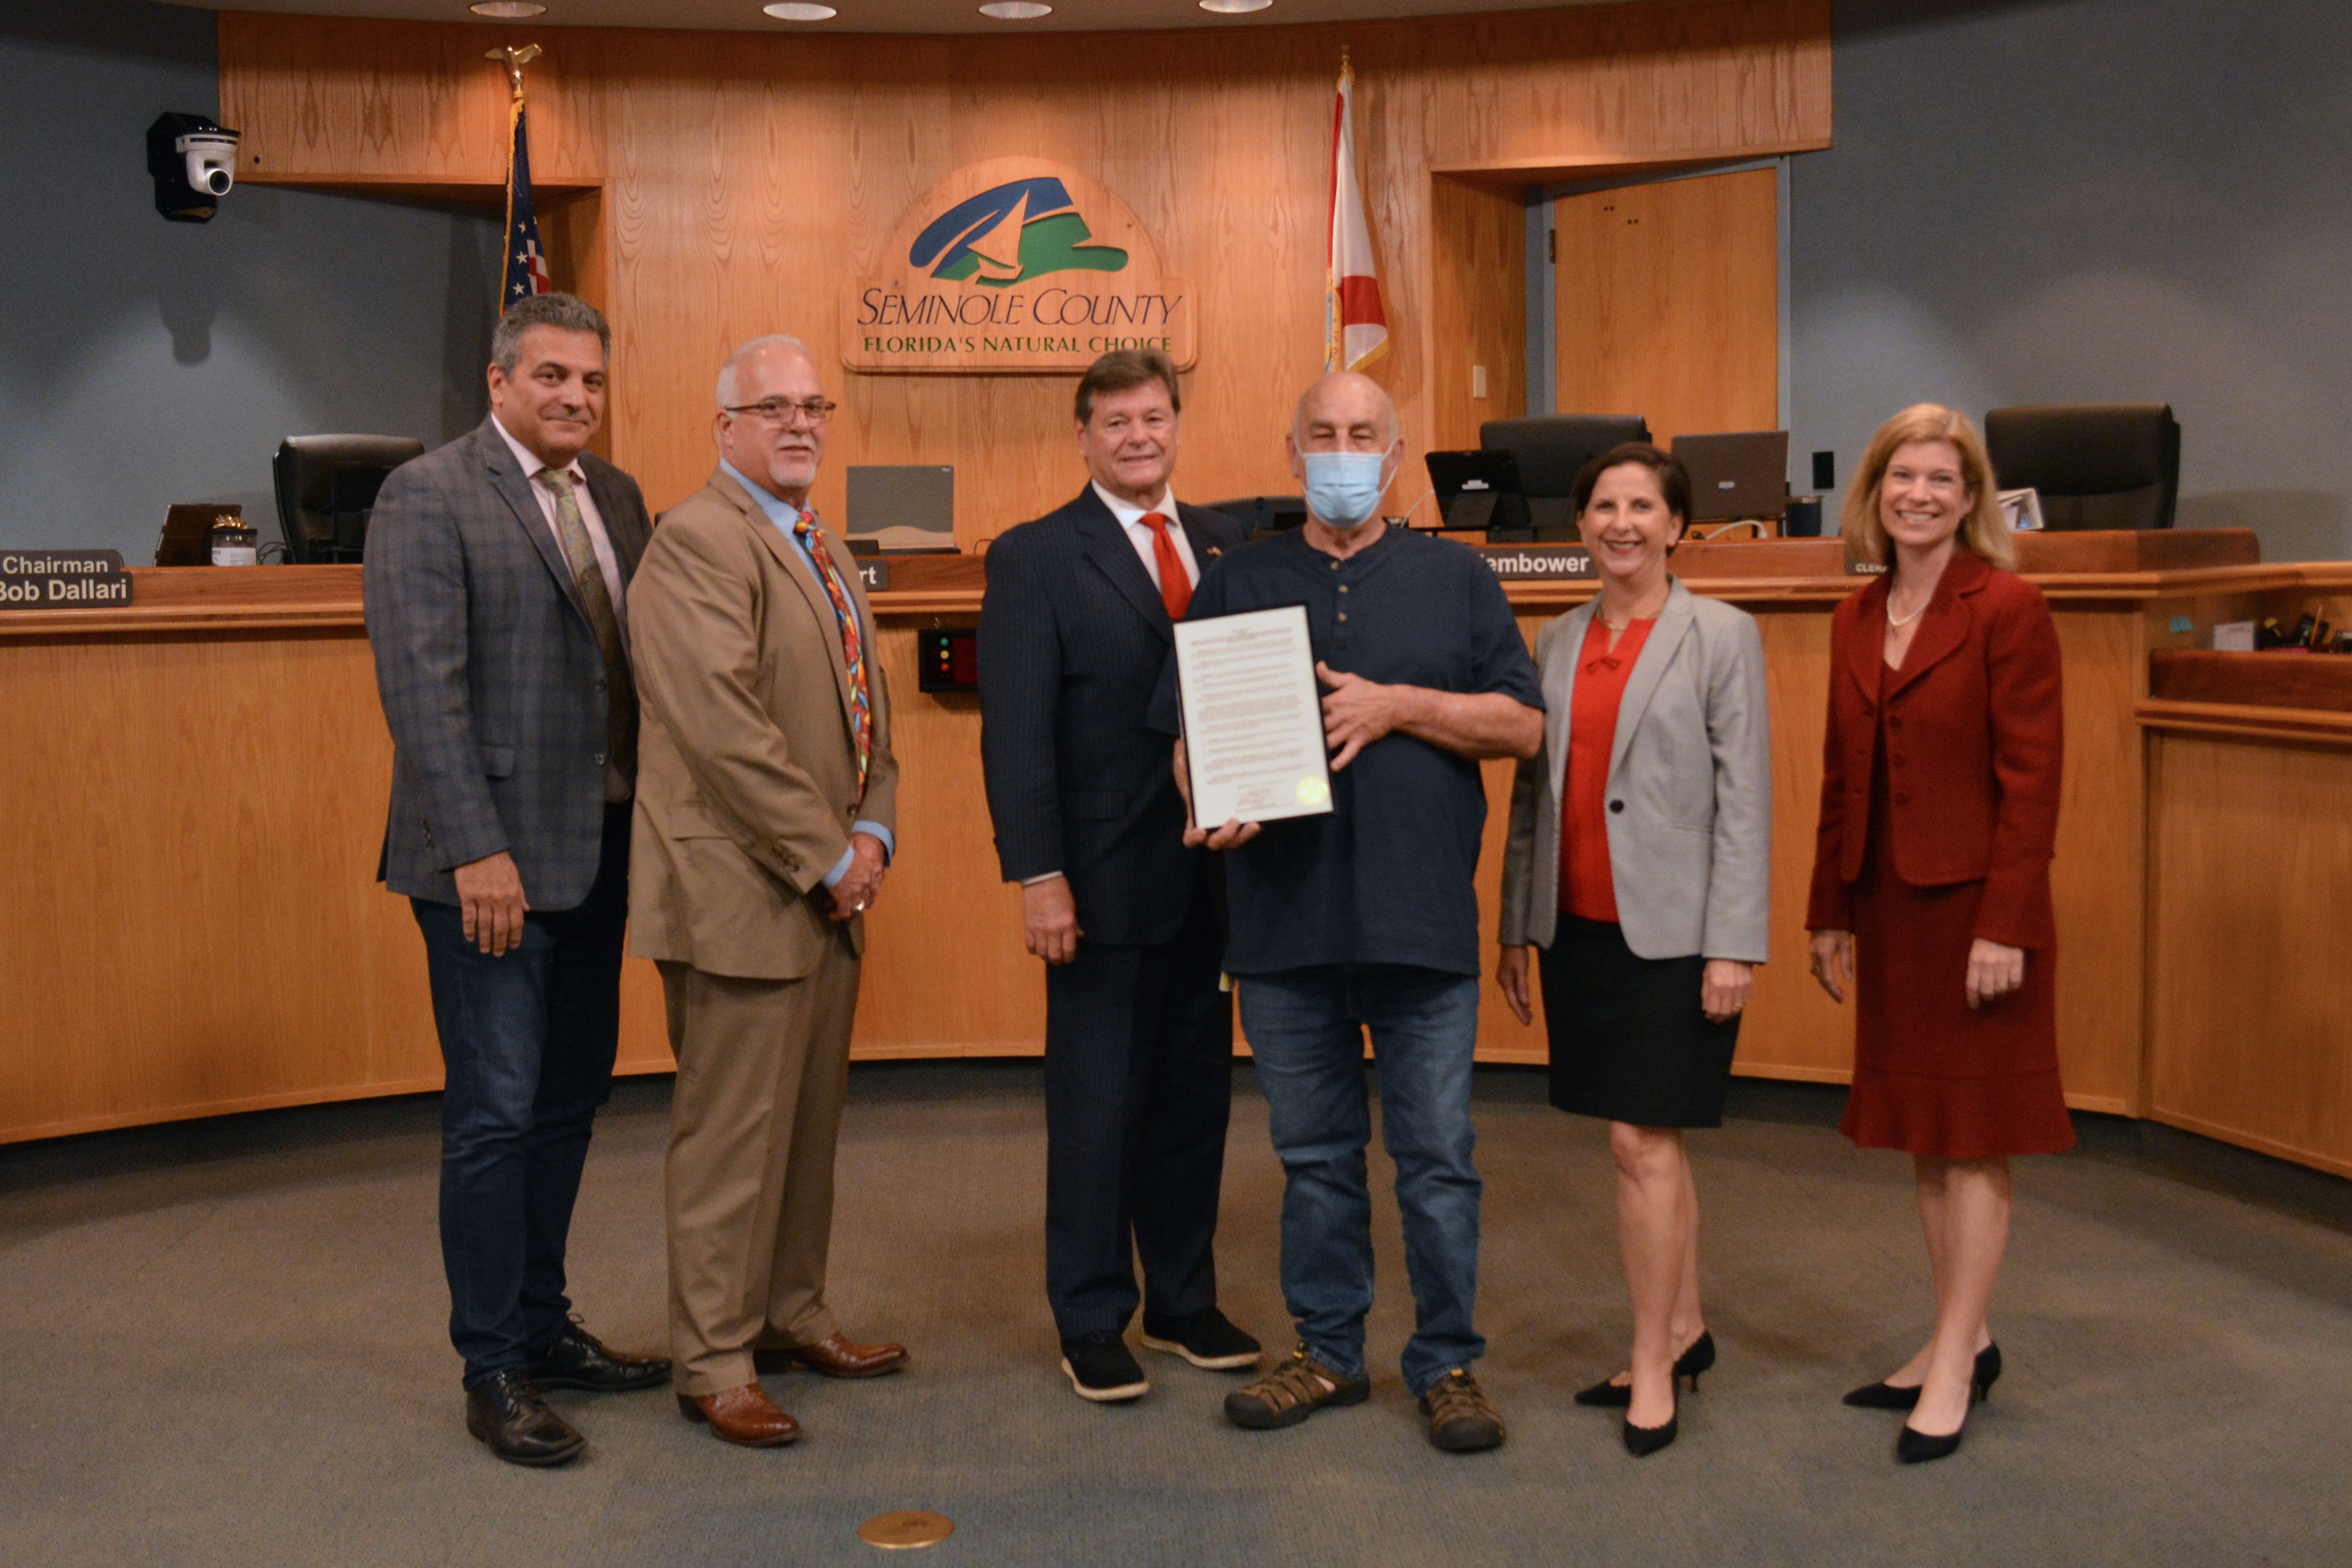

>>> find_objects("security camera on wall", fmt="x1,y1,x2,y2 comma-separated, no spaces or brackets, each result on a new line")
146,113,242,223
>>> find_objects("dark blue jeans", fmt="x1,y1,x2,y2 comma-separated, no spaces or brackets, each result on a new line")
411,806,630,1389
1237,964,1485,1395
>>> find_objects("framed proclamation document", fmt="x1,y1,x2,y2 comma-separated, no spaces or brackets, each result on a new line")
1173,604,1334,828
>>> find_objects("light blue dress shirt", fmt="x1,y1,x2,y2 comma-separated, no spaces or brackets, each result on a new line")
719,459,895,888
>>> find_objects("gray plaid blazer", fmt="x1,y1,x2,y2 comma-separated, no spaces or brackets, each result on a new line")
362,417,652,910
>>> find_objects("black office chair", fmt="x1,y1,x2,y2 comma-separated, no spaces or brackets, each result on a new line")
1983,404,2180,531
1201,495,1307,538
1480,414,1651,537
272,435,425,563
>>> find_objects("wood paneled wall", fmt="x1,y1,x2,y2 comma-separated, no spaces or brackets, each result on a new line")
217,2,1830,531
1554,166,1781,441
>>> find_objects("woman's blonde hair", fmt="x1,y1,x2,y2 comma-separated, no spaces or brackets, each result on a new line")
1839,403,2016,571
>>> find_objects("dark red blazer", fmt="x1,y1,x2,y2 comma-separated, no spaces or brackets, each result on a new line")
1805,549,2064,950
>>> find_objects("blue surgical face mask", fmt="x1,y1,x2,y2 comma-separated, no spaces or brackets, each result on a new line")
1300,449,1392,530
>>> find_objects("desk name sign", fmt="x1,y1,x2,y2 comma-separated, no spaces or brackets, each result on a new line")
845,159,1196,374
0,549,132,607
1476,544,1888,581
1477,544,1594,581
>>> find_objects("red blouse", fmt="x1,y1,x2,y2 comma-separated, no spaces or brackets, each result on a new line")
1559,613,1655,923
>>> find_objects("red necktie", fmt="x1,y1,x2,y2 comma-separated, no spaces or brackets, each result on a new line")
1139,512,1192,620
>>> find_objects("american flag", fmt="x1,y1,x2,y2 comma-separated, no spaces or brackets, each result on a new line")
501,98,551,308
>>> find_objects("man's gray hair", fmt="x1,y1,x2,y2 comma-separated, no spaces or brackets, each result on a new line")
490,292,610,374
717,335,816,408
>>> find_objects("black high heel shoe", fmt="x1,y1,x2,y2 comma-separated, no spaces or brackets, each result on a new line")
1842,1342,2001,1410
1893,1350,2000,1464
1622,1391,1678,1458
1895,1413,1966,1464
1575,1331,1716,1407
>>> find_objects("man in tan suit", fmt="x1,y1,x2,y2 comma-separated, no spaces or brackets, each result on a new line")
627,334,909,1447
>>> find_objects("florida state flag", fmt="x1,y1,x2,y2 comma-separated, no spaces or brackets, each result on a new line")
1326,54,1389,372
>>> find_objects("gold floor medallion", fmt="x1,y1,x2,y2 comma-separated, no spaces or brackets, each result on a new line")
858,1511,954,1550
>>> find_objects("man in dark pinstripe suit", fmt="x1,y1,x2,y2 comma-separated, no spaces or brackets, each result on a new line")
365,292,670,1467
978,349,1261,1404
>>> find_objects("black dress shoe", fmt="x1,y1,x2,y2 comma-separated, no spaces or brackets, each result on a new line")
1622,1392,1678,1458
1843,1344,2001,1411
1575,1331,1716,1407
1060,1331,1149,1402
1896,1411,1968,1464
1139,1307,1262,1372
465,1369,584,1467
523,1321,672,1393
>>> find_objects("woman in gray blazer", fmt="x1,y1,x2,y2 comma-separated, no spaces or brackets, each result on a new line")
1497,443,1771,1457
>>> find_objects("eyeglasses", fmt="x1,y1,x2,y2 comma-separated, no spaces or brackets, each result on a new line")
725,397,837,427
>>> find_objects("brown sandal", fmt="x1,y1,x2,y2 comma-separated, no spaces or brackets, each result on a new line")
1222,1346,1370,1430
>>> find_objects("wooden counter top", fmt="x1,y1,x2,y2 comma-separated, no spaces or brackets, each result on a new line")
0,529,2278,639
2149,649,2352,712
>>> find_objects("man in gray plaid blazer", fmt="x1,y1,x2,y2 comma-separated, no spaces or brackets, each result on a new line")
364,292,670,1468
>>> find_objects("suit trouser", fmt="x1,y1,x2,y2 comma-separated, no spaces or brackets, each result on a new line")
1044,873,1233,1341
658,933,860,1398
411,804,631,1389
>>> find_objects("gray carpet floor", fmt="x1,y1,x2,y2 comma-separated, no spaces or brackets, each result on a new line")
3,1064,2350,1568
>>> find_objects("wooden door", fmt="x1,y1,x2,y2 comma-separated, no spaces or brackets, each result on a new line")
1554,167,1778,442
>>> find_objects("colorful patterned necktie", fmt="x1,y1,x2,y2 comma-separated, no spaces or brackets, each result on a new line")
1139,512,1192,619
792,509,873,796
536,469,636,778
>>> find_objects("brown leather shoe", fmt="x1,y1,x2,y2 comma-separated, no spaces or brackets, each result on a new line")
677,1385,800,1447
754,1332,909,1379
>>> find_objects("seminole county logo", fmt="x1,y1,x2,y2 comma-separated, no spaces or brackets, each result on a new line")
912,177,1128,287
846,158,1195,374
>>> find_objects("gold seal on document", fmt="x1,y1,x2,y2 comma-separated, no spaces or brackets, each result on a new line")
1296,777,1329,807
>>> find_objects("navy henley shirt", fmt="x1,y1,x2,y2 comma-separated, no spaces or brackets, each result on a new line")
1152,524,1543,979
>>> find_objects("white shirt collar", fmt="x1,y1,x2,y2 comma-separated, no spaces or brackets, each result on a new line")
490,413,584,486
1090,479,1178,530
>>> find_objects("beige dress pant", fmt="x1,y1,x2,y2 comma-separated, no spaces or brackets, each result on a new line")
659,935,860,1398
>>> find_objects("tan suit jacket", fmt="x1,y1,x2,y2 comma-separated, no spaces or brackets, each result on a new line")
626,467,898,978
626,463,899,1394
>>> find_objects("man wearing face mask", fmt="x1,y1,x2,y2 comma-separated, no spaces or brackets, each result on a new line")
1155,371,1545,1453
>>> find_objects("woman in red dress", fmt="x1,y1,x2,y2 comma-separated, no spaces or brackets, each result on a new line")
1806,404,2072,1465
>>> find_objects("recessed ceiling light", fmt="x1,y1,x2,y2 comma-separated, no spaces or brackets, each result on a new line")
763,2,837,17
470,2,547,16
979,2,1053,18
1199,0,1274,12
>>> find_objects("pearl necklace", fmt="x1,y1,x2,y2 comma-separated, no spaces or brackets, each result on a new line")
1886,592,1930,629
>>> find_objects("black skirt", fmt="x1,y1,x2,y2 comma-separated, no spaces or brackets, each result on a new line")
1537,916,1741,1129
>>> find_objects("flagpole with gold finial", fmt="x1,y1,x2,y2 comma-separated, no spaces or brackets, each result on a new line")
487,42,540,100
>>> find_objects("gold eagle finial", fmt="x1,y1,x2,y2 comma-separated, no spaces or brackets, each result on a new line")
486,44,541,99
